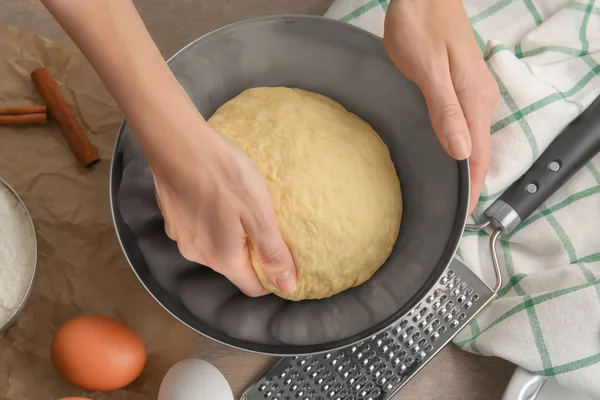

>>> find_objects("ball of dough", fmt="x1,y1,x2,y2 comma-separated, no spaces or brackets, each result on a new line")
207,87,402,300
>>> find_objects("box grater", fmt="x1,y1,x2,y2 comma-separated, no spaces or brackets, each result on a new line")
242,246,500,400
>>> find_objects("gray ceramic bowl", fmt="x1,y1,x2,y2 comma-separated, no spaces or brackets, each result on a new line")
110,15,469,355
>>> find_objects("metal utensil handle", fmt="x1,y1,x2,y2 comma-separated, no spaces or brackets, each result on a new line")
241,258,496,400
485,94,600,235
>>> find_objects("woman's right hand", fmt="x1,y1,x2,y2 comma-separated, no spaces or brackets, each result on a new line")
40,0,297,298
150,124,297,297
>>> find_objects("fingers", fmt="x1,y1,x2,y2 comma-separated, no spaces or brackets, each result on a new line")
448,51,499,213
242,206,297,295
419,65,472,161
217,249,270,298
175,228,270,297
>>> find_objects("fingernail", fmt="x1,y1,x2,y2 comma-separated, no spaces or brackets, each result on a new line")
448,135,471,160
275,271,297,293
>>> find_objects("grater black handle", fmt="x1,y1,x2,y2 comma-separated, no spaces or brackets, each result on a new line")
485,94,600,235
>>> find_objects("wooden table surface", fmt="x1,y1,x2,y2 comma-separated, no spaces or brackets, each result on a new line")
1,0,516,398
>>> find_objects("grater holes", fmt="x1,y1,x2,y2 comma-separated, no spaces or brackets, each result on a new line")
430,332,439,342
458,312,467,321
465,301,473,309
446,282,455,290
451,320,460,328
464,287,473,296
440,276,449,285
415,351,426,362
406,326,415,335
412,332,421,340
472,294,480,302
418,337,427,347
371,364,387,380
453,275,461,284
457,295,466,303
451,306,460,315
362,381,375,393
458,281,468,290
439,325,447,334
447,269,455,277
451,288,461,297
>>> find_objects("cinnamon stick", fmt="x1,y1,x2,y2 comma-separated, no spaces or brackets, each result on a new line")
0,113,47,126
30,67,100,167
0,105,47,116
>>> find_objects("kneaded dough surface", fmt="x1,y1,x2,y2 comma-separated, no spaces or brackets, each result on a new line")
208,87,402,300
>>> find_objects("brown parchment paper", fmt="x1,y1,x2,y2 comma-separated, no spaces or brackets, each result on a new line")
0,25,273,400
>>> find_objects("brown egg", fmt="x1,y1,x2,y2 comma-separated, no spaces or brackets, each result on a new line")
51,315,146,391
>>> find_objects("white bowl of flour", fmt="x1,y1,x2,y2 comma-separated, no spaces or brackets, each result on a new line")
0,178,36,333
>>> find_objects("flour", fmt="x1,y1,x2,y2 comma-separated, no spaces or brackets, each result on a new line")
0,183,35,328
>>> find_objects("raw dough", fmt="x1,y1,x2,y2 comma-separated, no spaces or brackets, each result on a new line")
207,87,402,300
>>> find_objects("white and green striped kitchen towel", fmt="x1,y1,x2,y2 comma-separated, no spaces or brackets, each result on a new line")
325,0,600,397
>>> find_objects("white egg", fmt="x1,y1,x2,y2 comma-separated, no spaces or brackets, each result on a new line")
158,358,234,400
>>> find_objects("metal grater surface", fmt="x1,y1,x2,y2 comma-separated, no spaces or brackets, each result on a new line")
242,258,495,400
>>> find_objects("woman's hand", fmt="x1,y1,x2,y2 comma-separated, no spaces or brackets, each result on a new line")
151,124,297,297
42,0,296,297
384,0,499,212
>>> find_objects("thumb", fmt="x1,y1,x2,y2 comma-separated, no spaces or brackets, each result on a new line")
243,216,297,294
420,68,472,160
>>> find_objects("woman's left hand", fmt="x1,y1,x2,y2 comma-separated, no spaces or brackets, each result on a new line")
384,0,499,213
